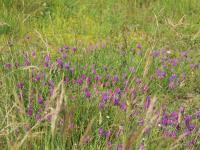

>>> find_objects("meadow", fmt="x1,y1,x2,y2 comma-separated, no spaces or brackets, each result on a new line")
0,0,200,149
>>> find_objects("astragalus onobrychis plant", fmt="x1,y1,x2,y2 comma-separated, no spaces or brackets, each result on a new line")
1,42,200,149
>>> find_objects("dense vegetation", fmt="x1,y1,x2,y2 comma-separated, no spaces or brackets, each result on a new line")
0,0,200,149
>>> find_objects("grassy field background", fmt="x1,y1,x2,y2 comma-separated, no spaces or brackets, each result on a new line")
0,0,200,149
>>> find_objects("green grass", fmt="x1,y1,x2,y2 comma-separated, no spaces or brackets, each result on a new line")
0,0,200,149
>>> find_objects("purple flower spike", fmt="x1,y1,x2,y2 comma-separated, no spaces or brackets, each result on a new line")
36,114,41,122
152,50,160,57
72,47,77,52
114,98,120,106
135,78,142,85
163,130,177,138
102,92,109,102
179,106,185,113
117,144,123,150
107,141,112,150
170,58,178,66
186,139,197,148
99,101,105,110
168,81,175,89
181,51,188,57
120,102,127,111
95,75,101,81
169,74,176,82
136,43,142,49
32,50,36,58
103,66,108,71
64,45,69,50
161,114,168,126
184,116,195,131
84,88,91,98
115,87,121,94
58,47,64,53
98,128,104,136
156,68,166,79
76,78,83,85
17,82,24,89
138,141,144,150
144,96,151,109
64,76,69,83
193,112,200,118
44,54,50,67
113,75,119,82
27,105,33,117
106,130,111,139
56,58,63,67
4,63,12,69
194,63,199,69
38,96,43,104
64,63,70,70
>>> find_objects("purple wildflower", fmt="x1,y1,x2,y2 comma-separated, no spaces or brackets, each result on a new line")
184,116,195,131
194,63,199,69
136,43,142,49
170,58,178,66
120,102,127,111
103,66,108,71
76,78,83,85
107,141,112,150
144,127,151,135
4,63,12,69
86,77,91,84
138,118,144,126
161,114,168,126
135,78,142,84
169,74,176,82
179,106,185,113
113,98,119,105
129,67,135,73
168,81,175,89
64,45,69,50
64,63,70,70
143,85,149,93
98,128,104,136
38,95,43,104
56,58,63,67
94,75,101,81
186,139,197,148
32,50,36,58
44,54,50,67
58,47,64,53
64,76,69,83
99,101,105,110
106,130,111,139
72,47,77,52
144,96,151,109
163,130,177,138
17,82,24,89
113,75,119,82
181,51,188,57
47,114,52,122
138,141,144,150
117,144,123,150
193,112,200,119
156,68,166,79
27,105,33,117
102,92,109,102
152,50,160,57
115,87,121,94
36,114,41,122
84,88,91,98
